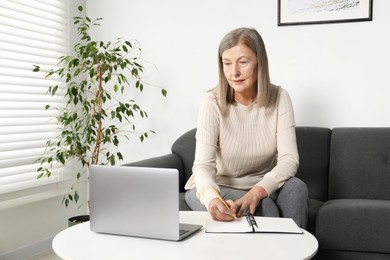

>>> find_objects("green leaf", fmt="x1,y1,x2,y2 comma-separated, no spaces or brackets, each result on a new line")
127,109,134,117
71,87,78,96
32,65,40,72
109,155,115,165
125,41,132,48
74,191,79,203
64,198,69,207
162,88,168,97
58,154,65,164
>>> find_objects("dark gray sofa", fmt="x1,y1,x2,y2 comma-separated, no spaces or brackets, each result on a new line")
124,127,390,259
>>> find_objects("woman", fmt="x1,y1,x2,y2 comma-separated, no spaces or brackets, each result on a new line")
184,27,308,228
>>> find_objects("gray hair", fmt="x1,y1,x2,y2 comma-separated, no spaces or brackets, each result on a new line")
216,27,279,115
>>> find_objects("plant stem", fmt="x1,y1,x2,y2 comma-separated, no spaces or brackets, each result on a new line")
91,66,105,165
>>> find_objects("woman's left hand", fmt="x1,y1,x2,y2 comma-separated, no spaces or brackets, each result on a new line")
231,186,268,217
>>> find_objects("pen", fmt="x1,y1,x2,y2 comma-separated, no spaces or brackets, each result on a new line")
208,183,231,210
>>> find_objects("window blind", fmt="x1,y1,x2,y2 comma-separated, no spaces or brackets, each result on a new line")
0,0,72,209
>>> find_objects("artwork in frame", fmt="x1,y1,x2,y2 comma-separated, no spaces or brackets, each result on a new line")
278,0,373,26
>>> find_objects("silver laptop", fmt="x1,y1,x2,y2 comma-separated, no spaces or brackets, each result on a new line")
89,165,202,241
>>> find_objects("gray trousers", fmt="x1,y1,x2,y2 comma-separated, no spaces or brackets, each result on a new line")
185,177,308,229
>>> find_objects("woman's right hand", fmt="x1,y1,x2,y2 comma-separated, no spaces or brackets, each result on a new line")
208,198,237,221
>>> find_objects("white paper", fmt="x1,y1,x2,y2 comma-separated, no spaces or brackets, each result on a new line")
205,214,303,234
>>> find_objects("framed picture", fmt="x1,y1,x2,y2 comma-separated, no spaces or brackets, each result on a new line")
278,0,373,26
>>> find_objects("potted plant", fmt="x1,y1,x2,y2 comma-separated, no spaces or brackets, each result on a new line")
33,6,166,222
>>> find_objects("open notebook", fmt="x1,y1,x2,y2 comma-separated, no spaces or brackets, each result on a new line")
205,213,303,234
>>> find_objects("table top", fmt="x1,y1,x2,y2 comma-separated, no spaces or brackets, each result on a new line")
53,211,318,260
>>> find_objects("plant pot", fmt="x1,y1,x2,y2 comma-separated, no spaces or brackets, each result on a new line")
68,215,90,227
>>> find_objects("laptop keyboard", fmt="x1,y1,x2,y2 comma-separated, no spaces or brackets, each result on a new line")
179,229,189,236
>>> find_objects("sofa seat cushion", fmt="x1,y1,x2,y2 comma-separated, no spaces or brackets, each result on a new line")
316,199,390,254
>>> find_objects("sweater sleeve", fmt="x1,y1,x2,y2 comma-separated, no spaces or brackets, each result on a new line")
256,89,299,196
184,93,220,207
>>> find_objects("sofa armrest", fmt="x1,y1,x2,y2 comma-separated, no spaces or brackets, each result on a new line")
122,153,186,191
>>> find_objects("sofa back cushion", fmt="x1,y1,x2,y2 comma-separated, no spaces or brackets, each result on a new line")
171,128,197,186
295,127,331,202
329,128,390,200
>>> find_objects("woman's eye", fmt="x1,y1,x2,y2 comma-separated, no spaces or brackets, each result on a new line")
239,61,249,68
223,62,232,67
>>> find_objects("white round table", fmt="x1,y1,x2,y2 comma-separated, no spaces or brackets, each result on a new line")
53,211,318,260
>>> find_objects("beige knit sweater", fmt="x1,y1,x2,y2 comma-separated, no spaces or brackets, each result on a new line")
184,87,299,208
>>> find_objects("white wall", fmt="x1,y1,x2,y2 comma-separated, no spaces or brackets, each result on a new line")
87,0,390,164
0,196,86,258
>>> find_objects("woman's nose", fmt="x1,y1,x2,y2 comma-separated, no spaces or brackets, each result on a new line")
232,64,240,77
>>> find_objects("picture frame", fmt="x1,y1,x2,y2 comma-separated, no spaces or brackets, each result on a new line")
278,0,373,26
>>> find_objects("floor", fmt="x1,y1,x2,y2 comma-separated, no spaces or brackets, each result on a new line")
27,250,61,260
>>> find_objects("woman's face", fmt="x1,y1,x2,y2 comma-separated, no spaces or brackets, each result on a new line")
222,43,258,101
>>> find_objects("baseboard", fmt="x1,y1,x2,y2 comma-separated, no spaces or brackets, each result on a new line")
0,236,53,260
